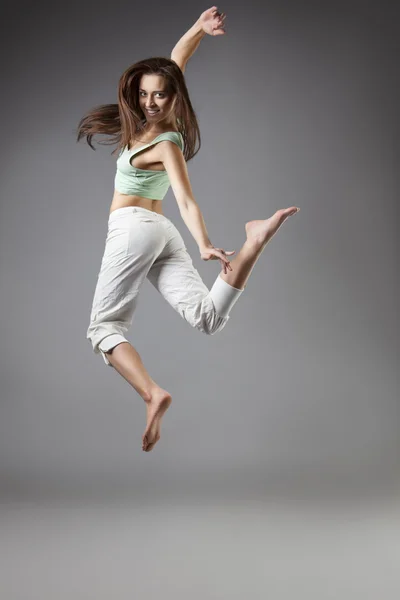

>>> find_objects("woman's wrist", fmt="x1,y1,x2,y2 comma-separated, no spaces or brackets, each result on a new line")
193,18,207,37
199,242,214,253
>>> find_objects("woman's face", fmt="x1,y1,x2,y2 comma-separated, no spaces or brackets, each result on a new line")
138,74,176,125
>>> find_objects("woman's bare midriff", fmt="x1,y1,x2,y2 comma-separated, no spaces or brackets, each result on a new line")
109,191,163,215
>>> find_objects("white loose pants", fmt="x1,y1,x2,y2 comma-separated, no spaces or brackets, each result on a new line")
86,206,243,366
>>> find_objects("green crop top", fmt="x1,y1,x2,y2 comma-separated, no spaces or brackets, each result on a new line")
114,131,184,200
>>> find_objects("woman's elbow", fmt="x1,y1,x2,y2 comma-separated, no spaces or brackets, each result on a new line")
176,195,195,213
170,55,186,73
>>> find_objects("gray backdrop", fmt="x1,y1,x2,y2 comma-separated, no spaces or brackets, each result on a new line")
0,0,399,598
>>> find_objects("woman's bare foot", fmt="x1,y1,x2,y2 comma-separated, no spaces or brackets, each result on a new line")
245,207,300,252
142,387,172,452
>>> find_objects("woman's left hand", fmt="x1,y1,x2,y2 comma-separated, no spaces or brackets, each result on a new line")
200,245,235,273
199,6,226,36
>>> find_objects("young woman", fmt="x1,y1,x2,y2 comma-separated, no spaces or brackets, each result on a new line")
77,7,299,453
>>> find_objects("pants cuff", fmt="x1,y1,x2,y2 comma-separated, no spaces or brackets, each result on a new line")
98,334,127,366
209,274,244,318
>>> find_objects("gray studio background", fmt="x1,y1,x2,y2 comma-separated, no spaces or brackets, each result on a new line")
0,1,399,599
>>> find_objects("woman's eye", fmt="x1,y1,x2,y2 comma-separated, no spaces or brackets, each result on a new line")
139,92,165,98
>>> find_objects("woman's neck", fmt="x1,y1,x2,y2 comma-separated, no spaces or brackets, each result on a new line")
142,116,178,135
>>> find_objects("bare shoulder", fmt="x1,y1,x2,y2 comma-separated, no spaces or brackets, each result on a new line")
155,138,193,205
156,138,185,164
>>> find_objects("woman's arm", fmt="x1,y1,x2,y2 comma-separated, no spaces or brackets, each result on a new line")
159,141,234,273
160,141,210,248
171,6,226,73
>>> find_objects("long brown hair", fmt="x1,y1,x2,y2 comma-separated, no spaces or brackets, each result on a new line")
76,57,200,161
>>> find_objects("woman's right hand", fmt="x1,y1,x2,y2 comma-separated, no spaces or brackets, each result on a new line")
198,6,226,36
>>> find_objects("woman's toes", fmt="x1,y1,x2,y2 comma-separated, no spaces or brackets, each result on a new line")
142,432,160,452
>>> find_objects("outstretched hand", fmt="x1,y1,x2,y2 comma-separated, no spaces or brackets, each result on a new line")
199,6,226,36
200,245,235,273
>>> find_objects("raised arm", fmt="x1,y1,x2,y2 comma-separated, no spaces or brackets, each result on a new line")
171,6,226,73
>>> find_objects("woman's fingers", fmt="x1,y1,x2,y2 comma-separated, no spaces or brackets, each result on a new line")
215,15,226,33
214,249,234,272
221,258,232,273
217,249,236,256
202,248,235,271
213,9,226,25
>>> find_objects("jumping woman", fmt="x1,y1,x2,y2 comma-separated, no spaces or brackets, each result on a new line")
77,7,300,453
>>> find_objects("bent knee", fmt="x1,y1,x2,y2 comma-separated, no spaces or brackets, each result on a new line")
199,312,229,335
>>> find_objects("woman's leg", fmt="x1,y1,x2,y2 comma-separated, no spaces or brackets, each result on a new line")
147,228,243,336
104,342,172,453
103,342,162,400
220,207,299,290
86,207,172,452
146,206,299,334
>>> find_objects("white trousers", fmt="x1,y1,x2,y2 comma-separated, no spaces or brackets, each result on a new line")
87,206,244,367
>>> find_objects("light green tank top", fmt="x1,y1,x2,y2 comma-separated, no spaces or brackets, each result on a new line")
114,131,184,200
